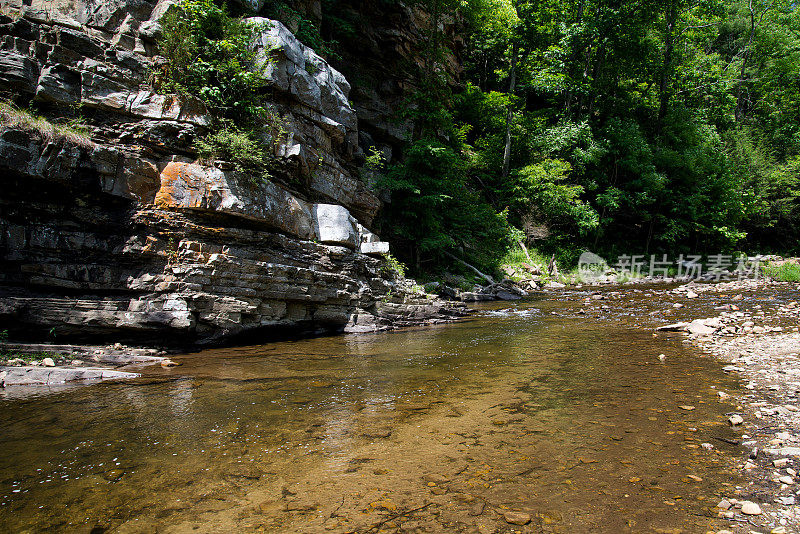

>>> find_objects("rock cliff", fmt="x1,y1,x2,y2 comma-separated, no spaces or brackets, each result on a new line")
0,1,464,345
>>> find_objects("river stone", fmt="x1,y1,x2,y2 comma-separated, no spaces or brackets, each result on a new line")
657,322,689,331
502,510,531,525
0,366,139,386
728,414,744,426
740,501,762,515
767,447,800,457
42,357,55,367
686,319,716,335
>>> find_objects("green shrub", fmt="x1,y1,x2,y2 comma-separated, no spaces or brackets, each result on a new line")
195,126,268,173
157,0,268,123
763,262,800,282
381,253,407,280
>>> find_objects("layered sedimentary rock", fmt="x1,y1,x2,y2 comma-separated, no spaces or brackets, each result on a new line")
0,3,464,344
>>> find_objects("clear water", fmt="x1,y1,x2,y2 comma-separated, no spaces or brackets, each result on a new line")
0,292,746,533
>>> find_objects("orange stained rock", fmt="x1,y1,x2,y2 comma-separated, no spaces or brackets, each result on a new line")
155,161,209,209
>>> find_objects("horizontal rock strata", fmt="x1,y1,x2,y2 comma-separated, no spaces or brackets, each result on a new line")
0,5,465,345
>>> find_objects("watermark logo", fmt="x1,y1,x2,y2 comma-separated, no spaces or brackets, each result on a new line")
577,251,609,283
576,252,763,283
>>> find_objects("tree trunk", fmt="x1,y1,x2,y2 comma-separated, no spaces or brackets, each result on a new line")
735,0,757,122
658,0,678,123
501,40,518,180
443,251,495,284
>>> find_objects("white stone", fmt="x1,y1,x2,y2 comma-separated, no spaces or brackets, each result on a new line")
687,319,716,335
312,204,358,248
740,501,762,515
360,241,389,255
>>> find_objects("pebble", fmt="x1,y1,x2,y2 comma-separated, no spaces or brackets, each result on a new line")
717,499,732,510
160,359,181,368
42,357,55,367
729,414,744,426
502,510,531,525
772,527,787,534
778,475,794,484
774,458,790,468
740,501,762,515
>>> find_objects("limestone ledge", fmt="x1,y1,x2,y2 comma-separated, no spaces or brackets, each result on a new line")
0,366,139,387
0,4,467,344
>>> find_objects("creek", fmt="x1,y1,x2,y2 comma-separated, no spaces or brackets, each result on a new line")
0,290,748,533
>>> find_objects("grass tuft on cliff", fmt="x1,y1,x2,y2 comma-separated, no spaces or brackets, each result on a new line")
0,100,93,148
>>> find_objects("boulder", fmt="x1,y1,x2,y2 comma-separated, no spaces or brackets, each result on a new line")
155,161,316,239
656,322,690,331
312,204,358,248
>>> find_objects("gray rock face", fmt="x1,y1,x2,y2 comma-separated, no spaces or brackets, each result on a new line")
249,18,379,224
0,7,464,344
313,204,359,248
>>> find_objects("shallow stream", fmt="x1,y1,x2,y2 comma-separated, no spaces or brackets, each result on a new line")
0,291,750,533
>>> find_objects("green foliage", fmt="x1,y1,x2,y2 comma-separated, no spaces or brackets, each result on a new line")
157,0,290,182
364,146,385,172
157,0,268,123
381,253,407,280
509,159,598,235
195,126,271,177
763,262,800,282
378,136,515,271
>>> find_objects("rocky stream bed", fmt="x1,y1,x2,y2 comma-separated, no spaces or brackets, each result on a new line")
0,279,798,533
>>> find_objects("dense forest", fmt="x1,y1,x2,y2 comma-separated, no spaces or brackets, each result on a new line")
163,0,800,275
320,0,800,273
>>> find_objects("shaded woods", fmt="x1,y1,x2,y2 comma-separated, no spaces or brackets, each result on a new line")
333,0,800,273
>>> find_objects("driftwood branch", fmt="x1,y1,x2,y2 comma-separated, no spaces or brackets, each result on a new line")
443,251,495,284
516,240,533,263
